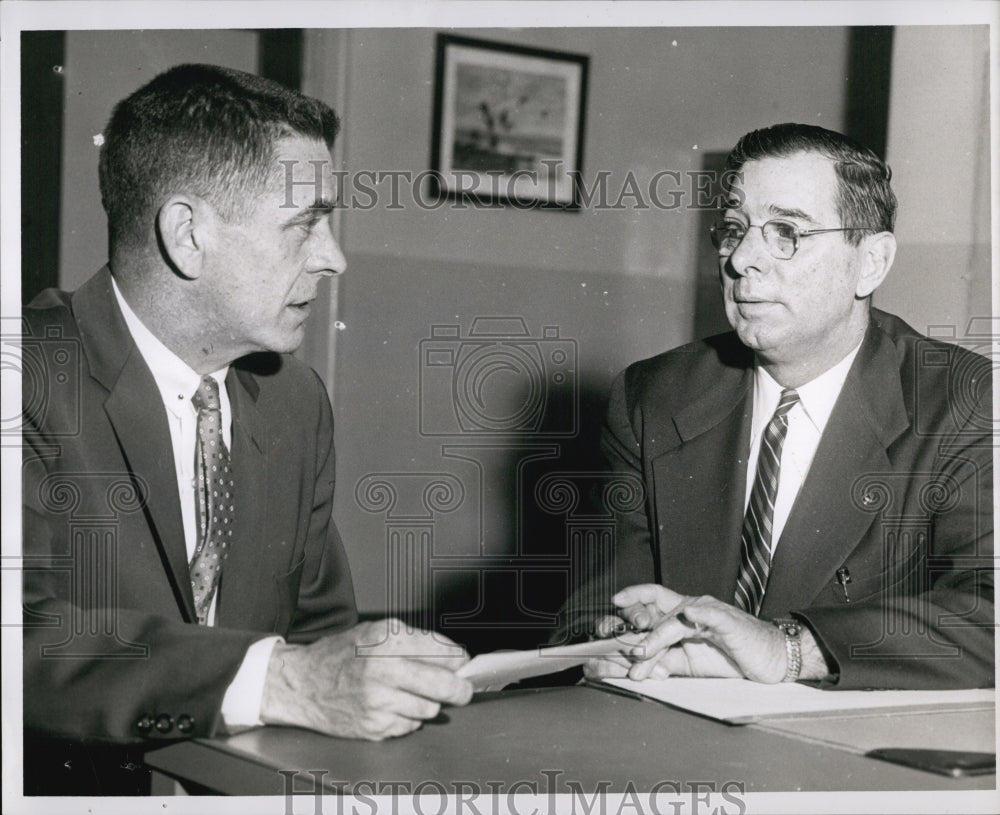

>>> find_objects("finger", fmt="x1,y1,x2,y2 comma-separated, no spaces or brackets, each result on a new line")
628,613,704,661
583,656,631,679
382,658,474,706
369,685,444,722
628,656,659,681
650,662,672,680
372,623,471,667
677,599,748,633
594,615,626,638
407,630,472,668
618,602,664,631
627,648,676,681
379,715,425,740
357,708,425,741
612,584,685,615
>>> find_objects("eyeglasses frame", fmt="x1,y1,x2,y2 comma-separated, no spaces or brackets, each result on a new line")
709,219,881,260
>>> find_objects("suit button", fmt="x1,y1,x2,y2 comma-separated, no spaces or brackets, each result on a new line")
136,715,153,734
155,714,174,734
177,714,194,733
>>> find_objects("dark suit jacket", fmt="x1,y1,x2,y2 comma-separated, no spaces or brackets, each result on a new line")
22,268,359,757
572,308,993,689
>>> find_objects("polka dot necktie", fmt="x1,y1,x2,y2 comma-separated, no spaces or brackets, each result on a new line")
734,388,800,616
190,375,234,625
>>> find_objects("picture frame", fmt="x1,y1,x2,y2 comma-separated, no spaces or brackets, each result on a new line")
430,33,589,210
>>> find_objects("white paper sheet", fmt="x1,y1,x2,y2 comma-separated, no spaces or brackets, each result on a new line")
601,676,996,723
458,635,644,691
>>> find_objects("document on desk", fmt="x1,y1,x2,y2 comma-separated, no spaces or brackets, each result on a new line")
600,677,995,724
459,635,643,692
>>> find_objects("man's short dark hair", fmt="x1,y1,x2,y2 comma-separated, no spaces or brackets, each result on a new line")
724,123,896,245
98,63,340,251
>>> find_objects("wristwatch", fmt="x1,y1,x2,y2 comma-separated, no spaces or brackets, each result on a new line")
772,618,802,683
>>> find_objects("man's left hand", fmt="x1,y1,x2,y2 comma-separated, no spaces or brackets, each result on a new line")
584,584,830,683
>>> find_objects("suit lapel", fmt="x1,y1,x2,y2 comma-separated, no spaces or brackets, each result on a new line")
214,365,269,626
760,321,911,616
74,269,196,620
651,364,754,600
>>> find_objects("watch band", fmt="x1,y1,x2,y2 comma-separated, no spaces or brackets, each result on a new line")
773,618,802,682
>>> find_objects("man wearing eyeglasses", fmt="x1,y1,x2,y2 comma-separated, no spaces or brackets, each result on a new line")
582,123,993,690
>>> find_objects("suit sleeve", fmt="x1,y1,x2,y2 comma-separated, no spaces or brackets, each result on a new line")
797,392,994,690
282,369,358,643
554,369,655,642
22,447,266,745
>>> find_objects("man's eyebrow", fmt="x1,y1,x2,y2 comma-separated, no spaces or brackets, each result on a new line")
768,204,819,224
281,198,336,228
309,197,337,212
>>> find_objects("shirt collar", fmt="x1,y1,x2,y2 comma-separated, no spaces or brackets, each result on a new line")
752,340,864,437
111,277,229,414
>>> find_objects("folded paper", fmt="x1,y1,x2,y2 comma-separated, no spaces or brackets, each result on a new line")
459,635,643,691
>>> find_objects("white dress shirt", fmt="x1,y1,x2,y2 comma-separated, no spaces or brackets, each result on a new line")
744,342,863,556
113,279,279,729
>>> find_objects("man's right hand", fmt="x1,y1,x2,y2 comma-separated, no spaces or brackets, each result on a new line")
259,619,474,740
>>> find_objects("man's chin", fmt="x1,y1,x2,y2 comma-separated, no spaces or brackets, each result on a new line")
253,328,306,357
731,321,772,353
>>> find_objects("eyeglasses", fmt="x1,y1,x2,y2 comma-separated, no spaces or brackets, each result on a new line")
709,219,877,260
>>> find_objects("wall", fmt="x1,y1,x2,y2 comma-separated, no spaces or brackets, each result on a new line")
880,25,992,339
323,28,855,633
58,30,258,290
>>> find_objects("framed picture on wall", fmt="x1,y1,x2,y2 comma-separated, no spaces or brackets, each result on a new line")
430,34,589,210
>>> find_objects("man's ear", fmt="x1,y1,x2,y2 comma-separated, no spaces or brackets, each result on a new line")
855,231,896,298
156,196,205,280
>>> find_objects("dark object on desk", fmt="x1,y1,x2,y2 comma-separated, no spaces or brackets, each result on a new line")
866,748,996,777
23,735,152,795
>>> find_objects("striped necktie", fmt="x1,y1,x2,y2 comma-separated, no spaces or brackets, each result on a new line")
734,387,800,616
190,375,234,625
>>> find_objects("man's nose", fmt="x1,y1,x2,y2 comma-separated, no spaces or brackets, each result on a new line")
310,227,348,277
727,225,768,278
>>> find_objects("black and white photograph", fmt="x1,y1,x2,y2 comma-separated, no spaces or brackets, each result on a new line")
431,34,588,208
1,3,996,815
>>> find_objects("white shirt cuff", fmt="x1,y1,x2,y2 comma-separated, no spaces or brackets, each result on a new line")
219,635,283,731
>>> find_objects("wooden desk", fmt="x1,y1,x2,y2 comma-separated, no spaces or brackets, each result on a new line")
145,685,995,796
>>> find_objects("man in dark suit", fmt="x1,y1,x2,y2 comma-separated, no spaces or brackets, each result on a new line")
582,123,993,690
22,64,472,795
